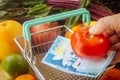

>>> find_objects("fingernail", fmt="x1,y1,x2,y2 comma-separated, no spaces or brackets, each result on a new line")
89,26,95,33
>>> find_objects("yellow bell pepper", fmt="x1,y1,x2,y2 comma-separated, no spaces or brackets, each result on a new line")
65,21,96,38
0,20,22,60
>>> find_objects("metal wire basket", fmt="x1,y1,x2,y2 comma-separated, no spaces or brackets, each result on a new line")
14,8,101,80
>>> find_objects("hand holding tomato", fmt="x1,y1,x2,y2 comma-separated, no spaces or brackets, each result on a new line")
71,26,110,60
89,14,120,51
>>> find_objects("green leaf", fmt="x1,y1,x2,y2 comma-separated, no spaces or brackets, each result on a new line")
26,3,52,18
0,11,7,17
65,0,91,28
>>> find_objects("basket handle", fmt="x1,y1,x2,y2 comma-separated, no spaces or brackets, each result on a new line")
23,8,90,41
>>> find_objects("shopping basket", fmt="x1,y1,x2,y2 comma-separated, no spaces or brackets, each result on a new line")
14,8,101,80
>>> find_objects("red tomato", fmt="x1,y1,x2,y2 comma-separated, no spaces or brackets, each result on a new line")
71,26,110,60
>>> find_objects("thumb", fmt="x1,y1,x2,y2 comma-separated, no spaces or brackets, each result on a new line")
89,18,106,34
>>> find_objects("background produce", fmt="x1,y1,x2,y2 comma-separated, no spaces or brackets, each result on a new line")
65,21,96,38
30,22,60,51
0,70,8,80
15,74,37,80
101,62,120,80
0,0,118,27
102,68,120,80
0,0,49,21
1,54,29,80
0,20,22,60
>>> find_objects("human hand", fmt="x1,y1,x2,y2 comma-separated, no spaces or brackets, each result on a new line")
111,51,120,65
89,13,120,51
89,13,120,64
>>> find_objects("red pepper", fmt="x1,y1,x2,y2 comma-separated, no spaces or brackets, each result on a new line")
102,68,120,80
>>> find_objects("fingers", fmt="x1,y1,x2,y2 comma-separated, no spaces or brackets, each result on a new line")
89,18,107,34
116,26,120,38
109,34,120,45
110,51,120,65
89,13,120,35
110,42,120,51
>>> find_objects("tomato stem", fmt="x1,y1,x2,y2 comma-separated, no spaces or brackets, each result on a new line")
88,33,94,38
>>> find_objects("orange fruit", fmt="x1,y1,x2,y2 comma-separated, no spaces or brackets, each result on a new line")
0,20,23,60
15,74,37,80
